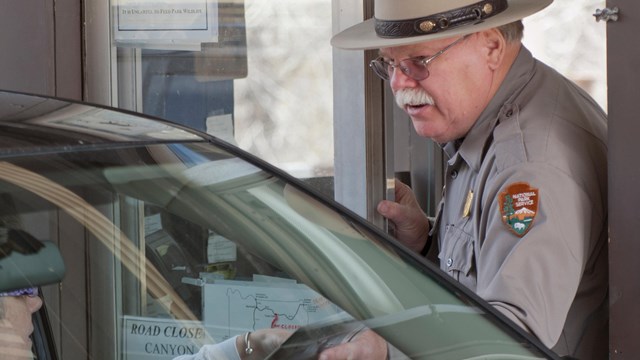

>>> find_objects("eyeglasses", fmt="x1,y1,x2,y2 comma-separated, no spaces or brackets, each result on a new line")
0,287,38,297
370,35,468,81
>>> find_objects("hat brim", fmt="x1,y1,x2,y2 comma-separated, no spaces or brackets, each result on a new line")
331,0,553,50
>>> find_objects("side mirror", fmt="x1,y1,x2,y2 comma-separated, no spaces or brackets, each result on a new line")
0,229,66,292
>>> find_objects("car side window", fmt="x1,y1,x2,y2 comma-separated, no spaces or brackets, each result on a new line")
0,144,551,359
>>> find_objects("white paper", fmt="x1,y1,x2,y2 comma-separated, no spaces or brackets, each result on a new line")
206,113,236,145
144,213,163,235
114,0,219,50
122,315,214,359
206,234,237,263
202,280,343,341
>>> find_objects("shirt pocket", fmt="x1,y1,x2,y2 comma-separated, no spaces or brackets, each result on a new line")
438,224,476,289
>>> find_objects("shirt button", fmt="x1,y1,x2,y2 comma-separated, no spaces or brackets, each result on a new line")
451,170,458,179
446,258,453,267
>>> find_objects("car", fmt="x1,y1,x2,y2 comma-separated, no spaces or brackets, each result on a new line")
0,90,559,360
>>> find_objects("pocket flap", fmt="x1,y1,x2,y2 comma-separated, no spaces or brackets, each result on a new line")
438,225,475,275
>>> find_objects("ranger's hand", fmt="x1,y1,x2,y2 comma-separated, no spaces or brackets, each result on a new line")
377,179,430,253
317,329,387,360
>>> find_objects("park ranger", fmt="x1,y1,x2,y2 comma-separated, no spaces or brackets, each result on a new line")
330,0,609,359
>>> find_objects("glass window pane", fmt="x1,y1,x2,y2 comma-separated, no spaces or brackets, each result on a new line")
0,140,550,359
115,0,334,184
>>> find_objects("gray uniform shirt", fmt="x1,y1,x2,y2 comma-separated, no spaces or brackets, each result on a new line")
429,47,608,359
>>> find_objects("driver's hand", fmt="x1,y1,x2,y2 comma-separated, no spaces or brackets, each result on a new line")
317,329,387,360
236,328,291,359
377,179,430,253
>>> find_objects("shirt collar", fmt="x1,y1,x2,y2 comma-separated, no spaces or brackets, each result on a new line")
452,46,537,171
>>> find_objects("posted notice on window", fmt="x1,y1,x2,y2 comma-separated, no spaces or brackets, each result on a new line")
123,316,215,359
114,0,219,50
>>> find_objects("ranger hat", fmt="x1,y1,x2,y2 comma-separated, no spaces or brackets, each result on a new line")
331,0,553,50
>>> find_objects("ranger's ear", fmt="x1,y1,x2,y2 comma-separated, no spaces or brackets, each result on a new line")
478,28,508,71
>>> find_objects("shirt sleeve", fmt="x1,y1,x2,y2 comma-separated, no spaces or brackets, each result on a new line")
475,161,605,347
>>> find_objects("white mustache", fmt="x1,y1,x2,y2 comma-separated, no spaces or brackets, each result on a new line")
395,88,434,108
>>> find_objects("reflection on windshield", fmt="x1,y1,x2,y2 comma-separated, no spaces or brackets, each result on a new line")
0,142,548,359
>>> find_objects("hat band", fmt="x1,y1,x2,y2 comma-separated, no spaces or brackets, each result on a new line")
375,0,508,38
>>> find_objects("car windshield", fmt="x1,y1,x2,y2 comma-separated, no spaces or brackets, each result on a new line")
0,135,551,359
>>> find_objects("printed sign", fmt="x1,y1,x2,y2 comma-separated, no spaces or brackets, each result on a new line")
123,316,214,359
114,0,219,50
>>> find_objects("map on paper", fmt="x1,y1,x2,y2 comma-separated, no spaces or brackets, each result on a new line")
202,279,343,341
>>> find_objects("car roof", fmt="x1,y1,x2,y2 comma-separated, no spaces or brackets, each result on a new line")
0,90,205,154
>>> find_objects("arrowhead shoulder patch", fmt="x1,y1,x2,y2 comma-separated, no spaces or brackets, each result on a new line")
498,182,539,237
